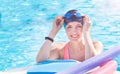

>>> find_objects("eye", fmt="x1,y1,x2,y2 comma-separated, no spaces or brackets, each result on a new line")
77,25,82,28
66,26,72,28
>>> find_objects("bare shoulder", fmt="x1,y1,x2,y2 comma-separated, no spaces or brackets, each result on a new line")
51,42,66,50
93,41,103,47
93,41,104,54
48,42,66,59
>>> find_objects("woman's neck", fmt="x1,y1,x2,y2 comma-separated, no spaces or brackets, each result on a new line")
69,40,84,50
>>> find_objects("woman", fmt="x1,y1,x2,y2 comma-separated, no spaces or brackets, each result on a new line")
36,10,103,62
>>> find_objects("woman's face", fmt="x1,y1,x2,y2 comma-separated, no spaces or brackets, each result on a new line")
66,22,83,41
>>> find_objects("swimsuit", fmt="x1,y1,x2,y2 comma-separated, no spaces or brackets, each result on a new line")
63,43,70,60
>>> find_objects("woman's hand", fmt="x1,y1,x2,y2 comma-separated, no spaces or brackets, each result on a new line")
52,16,64,32
83,16,92,32
49,16,64,38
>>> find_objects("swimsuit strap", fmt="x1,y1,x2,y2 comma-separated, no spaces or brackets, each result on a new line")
63,43,69,60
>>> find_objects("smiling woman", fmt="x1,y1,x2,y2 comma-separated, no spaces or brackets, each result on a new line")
36,9,103,62
0,0,120,72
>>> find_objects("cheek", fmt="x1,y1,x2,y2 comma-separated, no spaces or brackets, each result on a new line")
66,30,71,37
66,28,71,33
77,28,83,33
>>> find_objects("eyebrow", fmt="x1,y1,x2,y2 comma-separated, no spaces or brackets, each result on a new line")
77,23,82,26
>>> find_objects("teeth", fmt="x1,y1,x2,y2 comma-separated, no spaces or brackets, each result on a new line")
71,35,78,38
72,36,77,37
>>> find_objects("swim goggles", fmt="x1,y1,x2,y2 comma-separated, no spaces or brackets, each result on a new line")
64,11,82,19
64,11,83,25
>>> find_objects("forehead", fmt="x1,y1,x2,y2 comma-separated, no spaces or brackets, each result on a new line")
67,22,82,26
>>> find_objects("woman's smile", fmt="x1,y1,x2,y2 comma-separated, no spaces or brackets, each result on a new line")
71,34,79,39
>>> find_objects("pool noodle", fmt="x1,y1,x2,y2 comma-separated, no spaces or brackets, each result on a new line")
91,60,117,74
56,45,120,74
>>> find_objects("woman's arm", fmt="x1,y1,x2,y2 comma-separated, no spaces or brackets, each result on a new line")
83,16,103,60
36,16,64,63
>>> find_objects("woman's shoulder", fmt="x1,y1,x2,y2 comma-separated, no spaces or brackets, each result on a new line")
51,42,66,50
93,41,103,46
93,41,104,54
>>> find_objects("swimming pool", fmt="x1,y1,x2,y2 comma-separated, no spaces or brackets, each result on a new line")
0,0,120,71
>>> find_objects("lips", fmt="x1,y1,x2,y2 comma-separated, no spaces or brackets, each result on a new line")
71,34,79,39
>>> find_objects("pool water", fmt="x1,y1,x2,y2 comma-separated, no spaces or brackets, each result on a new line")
0,0,120,71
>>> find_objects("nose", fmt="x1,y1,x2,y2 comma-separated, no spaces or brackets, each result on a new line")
72,27,77,34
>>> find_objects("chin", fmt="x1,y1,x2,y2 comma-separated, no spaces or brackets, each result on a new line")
71,37,82,42
71,38,79,41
